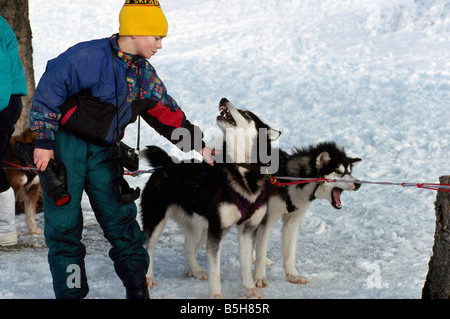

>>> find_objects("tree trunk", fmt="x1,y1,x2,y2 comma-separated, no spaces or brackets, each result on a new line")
1,1,42,214
422,176,450,299
1,0,35,132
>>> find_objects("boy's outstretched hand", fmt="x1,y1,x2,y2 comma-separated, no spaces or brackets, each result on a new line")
200,146,217,166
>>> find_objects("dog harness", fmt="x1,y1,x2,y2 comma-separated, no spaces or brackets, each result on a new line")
267,176,298,213
279,184,298,213
4,160,37,186
226,183,272,225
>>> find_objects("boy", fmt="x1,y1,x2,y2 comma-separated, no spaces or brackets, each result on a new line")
30,1,213,299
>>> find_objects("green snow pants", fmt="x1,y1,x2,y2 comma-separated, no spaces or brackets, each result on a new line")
43,128,149,299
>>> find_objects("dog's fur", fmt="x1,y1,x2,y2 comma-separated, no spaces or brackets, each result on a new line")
140,98,280,298
4,128,42,235
253,142,361,287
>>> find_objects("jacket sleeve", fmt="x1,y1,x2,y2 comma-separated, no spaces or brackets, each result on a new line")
30,44,101,149
137,65,205,152
0,17,27,109
7,32,27,97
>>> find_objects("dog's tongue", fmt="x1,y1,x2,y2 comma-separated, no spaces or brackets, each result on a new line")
333,189,342,208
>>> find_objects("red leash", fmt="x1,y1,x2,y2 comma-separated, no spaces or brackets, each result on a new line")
5,163,449,193
268,176,450,193
3,161,38,171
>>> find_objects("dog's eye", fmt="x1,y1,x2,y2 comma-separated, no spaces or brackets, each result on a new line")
335,169,345,176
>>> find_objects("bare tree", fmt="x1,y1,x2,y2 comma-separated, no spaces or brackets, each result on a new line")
1,0,35,132
422,176,450,299
1,1,41,214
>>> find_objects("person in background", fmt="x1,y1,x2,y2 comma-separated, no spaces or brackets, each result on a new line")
30,1,214,299
0,16,27,247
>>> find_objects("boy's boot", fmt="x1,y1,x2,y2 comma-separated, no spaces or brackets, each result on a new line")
123,269,150,299
126,286,150,299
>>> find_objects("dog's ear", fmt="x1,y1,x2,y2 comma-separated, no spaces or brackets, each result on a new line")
316,151,331,169
350,157,362,166
268,128,281,141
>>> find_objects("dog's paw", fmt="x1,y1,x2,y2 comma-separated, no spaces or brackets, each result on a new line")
195,270,209,280
252,251,273,266
29,228,43,235
184,268,209,281
211,293,224,299
245,287,265,299
286,274,309,285
146,275,156,288
255,278,267,288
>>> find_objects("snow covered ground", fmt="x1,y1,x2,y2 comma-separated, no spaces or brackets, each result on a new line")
1,0,449,299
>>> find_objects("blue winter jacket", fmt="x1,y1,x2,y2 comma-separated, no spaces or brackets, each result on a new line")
0,16,27,110
30,34,204,151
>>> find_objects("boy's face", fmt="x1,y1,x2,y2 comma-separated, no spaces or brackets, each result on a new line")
133,36,164,59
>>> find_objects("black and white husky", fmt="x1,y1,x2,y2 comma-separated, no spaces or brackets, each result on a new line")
253,142,361,288
140,98,281,299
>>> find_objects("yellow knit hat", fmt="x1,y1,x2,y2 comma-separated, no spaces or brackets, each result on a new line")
119,0,168,36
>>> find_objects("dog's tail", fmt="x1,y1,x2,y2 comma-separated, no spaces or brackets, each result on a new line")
142,145,173,168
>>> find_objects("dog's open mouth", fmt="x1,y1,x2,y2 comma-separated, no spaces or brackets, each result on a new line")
331,188,343,209
218,105,236,126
